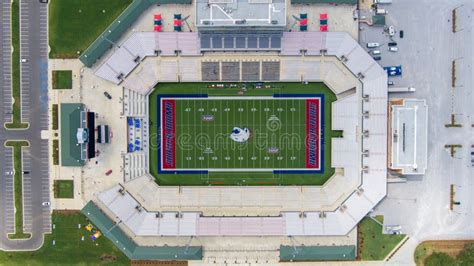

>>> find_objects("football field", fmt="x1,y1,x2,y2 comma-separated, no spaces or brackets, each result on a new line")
149,82,338,186
159,95,323,173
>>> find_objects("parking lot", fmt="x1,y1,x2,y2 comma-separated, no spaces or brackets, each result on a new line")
361,0,474,263
2,147,15,235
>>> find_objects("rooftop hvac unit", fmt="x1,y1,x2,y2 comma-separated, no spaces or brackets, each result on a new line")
363,130,370,138
202,20,211,25
340,55,348,62
362,94,370,102
271,20,278,24
362,166,369,173
319,212,326,218
235,19,246,24
363,110,370,118
299,212,306,218
363,150,370,157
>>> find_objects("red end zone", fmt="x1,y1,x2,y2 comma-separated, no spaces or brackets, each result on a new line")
162,99,176,169
306,99,321,169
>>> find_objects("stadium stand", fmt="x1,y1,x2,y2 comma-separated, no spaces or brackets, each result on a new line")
127,117,148,153
158,60,179,82
179,57,201,81
241,61,260,81
124,154,148,182
262,61,280,81
291,0,357,4
123,60,159,94
221,61,240,81
81,201,202,260
123,89,148,117
201,61,220,81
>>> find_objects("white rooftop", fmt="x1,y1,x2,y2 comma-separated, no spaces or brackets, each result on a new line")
389,99,428,175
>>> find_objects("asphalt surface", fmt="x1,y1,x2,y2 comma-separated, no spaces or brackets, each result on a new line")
359,0,474,264
0,0,50,251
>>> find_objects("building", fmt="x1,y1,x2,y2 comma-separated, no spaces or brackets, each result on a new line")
388,99,428,175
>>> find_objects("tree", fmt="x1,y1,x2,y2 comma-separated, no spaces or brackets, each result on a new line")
424,252,456,266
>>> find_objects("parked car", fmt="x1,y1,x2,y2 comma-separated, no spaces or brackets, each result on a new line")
399,30,404,38
388,80,394,86
372,50,381,55
384,66,402,76
20,58,28,63
367,42,380,48
5,171,13,175
388,26,395,36
373,56,382,61
42,202,51,207
388,42,397,47
105,169,113,176
388,46,398,52
39,0,48,3
104,91,112,100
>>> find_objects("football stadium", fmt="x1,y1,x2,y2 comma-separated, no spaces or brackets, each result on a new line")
52,0,391,263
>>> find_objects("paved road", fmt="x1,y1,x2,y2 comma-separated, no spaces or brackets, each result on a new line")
0,0,50,251
359,0,473,264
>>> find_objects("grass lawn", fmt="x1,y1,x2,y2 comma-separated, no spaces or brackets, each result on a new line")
414,240,474,266
5,0,28,129
0,211,130,266
358,215,406,260
149,82,341,186
52,104,58,130
52,70,72,90
5,141,30,239
54,180,74,199
52,140,59,165
48,0,132,58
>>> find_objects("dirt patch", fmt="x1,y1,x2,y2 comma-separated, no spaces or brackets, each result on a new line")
100,254,117,263
415,240,474,266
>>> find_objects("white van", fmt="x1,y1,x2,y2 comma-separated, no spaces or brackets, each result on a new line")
388,46,398,52
376,8,388,15
372,50,381,55
367,42,380,48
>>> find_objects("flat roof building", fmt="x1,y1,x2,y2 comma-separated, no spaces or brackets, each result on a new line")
388,99,428,175
195,0,286,32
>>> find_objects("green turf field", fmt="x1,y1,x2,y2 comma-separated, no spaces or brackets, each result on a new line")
149,82,341,186
170,98,311,170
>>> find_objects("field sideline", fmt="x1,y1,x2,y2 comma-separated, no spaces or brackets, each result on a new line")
149,83,341,186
